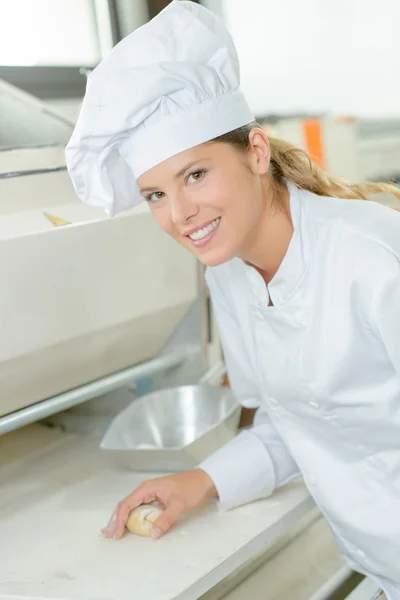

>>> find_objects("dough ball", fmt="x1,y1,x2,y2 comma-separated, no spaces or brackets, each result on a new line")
126,504,163,537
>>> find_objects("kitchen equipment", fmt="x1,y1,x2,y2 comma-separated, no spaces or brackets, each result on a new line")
100,384,240,471
0,78,197,421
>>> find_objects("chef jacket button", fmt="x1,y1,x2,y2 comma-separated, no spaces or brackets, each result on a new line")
366,456,377,467
356,549,366,559
324,414,337,421
309,401,320,409
269,397,280,407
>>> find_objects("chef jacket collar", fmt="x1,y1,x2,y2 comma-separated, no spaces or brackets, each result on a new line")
243,181,309,308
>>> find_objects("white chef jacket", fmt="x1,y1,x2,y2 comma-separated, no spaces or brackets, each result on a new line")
199,182,400,599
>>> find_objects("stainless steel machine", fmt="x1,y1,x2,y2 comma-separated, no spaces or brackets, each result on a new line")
0,78,199,428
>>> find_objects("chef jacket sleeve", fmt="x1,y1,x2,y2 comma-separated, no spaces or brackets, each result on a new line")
370,258,400,377
198,268,300,511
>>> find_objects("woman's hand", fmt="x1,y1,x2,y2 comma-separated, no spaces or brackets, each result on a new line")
101,469,217,540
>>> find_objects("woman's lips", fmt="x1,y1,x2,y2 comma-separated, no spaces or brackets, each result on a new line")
187,218,221,248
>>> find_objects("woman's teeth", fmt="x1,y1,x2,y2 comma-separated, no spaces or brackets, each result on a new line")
189,218,220,241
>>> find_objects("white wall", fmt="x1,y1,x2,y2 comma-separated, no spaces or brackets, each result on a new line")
0,0,99,66
220,0,400,118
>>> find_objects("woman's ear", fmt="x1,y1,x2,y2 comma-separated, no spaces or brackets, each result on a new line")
247,128,271,175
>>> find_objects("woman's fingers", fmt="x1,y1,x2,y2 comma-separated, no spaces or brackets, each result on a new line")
101,470,214,540
150,498,185,539
102,487,151,539
101,506,118,538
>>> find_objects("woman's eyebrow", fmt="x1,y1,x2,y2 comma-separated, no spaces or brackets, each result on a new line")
173,158,209,180
139,158,210,194
140,185,159,194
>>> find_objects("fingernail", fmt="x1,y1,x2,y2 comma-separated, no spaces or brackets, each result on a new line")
101,523,116,538
151,526,162,540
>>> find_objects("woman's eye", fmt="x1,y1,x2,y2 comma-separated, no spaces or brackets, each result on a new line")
187,171,205,184
147,191,165,202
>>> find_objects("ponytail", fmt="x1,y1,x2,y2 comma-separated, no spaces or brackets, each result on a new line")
212,122,400,204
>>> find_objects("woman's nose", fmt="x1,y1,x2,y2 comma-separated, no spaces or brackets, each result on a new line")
170,192,199,225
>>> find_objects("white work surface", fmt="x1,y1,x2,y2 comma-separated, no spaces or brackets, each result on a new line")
0,424,314,600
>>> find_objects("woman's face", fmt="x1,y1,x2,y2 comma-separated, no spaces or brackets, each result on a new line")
137,129,271,267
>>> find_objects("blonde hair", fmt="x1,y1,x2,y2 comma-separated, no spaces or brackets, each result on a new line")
212,122,400,206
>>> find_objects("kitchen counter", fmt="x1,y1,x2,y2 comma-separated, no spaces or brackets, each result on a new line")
0,424,315,600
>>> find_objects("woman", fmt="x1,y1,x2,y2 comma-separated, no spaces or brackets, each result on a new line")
66,1,400,597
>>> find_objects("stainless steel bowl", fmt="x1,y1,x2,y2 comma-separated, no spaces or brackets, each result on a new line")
100,384,240,472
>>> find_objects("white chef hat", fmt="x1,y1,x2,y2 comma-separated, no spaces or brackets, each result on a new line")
65,0,254,216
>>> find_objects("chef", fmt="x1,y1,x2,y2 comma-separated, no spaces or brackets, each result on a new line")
66,2,400,597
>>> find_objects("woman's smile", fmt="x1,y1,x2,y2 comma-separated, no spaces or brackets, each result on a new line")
185,217,221,248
